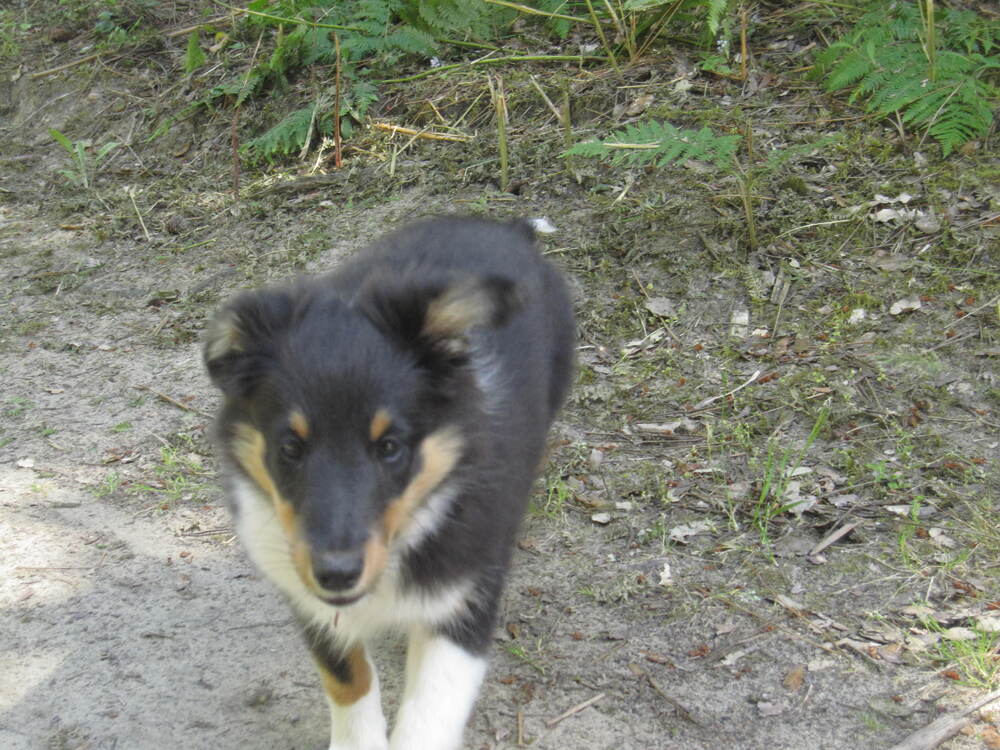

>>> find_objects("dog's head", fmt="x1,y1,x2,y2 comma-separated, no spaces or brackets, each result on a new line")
205,270,517,606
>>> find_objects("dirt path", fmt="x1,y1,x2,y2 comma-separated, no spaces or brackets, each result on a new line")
3,15,1000,750
2,196,993,750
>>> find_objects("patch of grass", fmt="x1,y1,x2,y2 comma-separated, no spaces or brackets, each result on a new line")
531,476,571,520
502,641,546,675
49,129,119,190
93,471,123,499
920,615,1000,689
0,10,31,59
131,432,213,507
895,495,926,567
576,573,647,604
5,397,33,418
636,513,669,549
566,119,839,250
751,405,829,547
860,712,888,732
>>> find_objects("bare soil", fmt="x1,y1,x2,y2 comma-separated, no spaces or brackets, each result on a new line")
2,8,999,750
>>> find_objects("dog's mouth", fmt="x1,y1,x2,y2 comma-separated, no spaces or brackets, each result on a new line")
320,591,365,607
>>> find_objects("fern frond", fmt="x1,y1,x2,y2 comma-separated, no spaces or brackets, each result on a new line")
925,77,996,156
385,26,436,55
823,47,875,91
868,75,929,116
706,0,730,37
943,8,1000,55
413,0,513,38
564,121,739,169
244,105,330,164
816,1,999,155
301,26,335,65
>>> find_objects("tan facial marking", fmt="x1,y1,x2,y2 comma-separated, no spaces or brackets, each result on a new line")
289,410,310,440
354,531,389,592
382,427,463,543
315,644,372,706
369,408,392,442
231,425,463,602
231,423,313,586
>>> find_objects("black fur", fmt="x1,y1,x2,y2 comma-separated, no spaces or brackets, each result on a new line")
206,215,574,674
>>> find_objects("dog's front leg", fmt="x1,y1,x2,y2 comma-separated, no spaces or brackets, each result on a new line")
389,626,488,750
302,625,388,750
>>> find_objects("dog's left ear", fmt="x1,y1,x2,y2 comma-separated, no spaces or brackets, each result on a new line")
360,274,520,359
203,289,295,398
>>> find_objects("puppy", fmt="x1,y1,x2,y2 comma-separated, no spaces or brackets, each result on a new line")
204,216,574,750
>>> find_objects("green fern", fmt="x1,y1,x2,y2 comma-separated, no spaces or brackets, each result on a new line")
243,79,379,163
408,0,514,39
227,0,521,163
705,0,730,37
244,106,324,163
814,1,1000,155
184,29,205,74
564,120,740,169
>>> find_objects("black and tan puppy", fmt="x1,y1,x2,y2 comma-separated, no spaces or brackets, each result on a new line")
204,217,574,750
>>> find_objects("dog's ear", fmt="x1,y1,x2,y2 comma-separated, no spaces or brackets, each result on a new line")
204,289,294,397
360,273,520,359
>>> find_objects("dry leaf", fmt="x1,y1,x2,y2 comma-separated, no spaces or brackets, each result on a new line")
644,297,676,317
668,520,713,543
974,615,1000,633
783,665,806,691
942,627,977,641
633,419,700,436
729,308,750,338
658,562,673,586
876,643,904,663
981,726,1000,749
890,297,922,315
625,94,654,117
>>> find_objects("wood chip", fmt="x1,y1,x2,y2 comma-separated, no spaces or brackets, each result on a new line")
545,693,605,728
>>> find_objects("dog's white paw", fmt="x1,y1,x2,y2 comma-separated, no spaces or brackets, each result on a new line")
327,741,387,750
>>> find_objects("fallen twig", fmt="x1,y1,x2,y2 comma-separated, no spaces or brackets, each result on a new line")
378,54,601,85
135,385,212,418
808,522,857,557
922,330,977,354
692,369,762,411
372,123,472,142
642,671,700,725
178,528,234,537
545,693,605,728
887,688,1000,750
128,189,151,242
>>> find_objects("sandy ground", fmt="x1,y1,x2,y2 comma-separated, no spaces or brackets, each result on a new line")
1,199,992,750
2,21,999,748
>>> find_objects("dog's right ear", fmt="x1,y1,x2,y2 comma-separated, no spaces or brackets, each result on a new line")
204,289,294,398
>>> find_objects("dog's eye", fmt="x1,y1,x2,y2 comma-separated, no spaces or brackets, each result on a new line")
279,437,304,461
374,437,403,462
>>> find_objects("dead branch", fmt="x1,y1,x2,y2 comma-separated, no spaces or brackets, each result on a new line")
887,689,1000,750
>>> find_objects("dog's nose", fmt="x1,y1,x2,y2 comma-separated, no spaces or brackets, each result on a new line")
312,550,364,592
